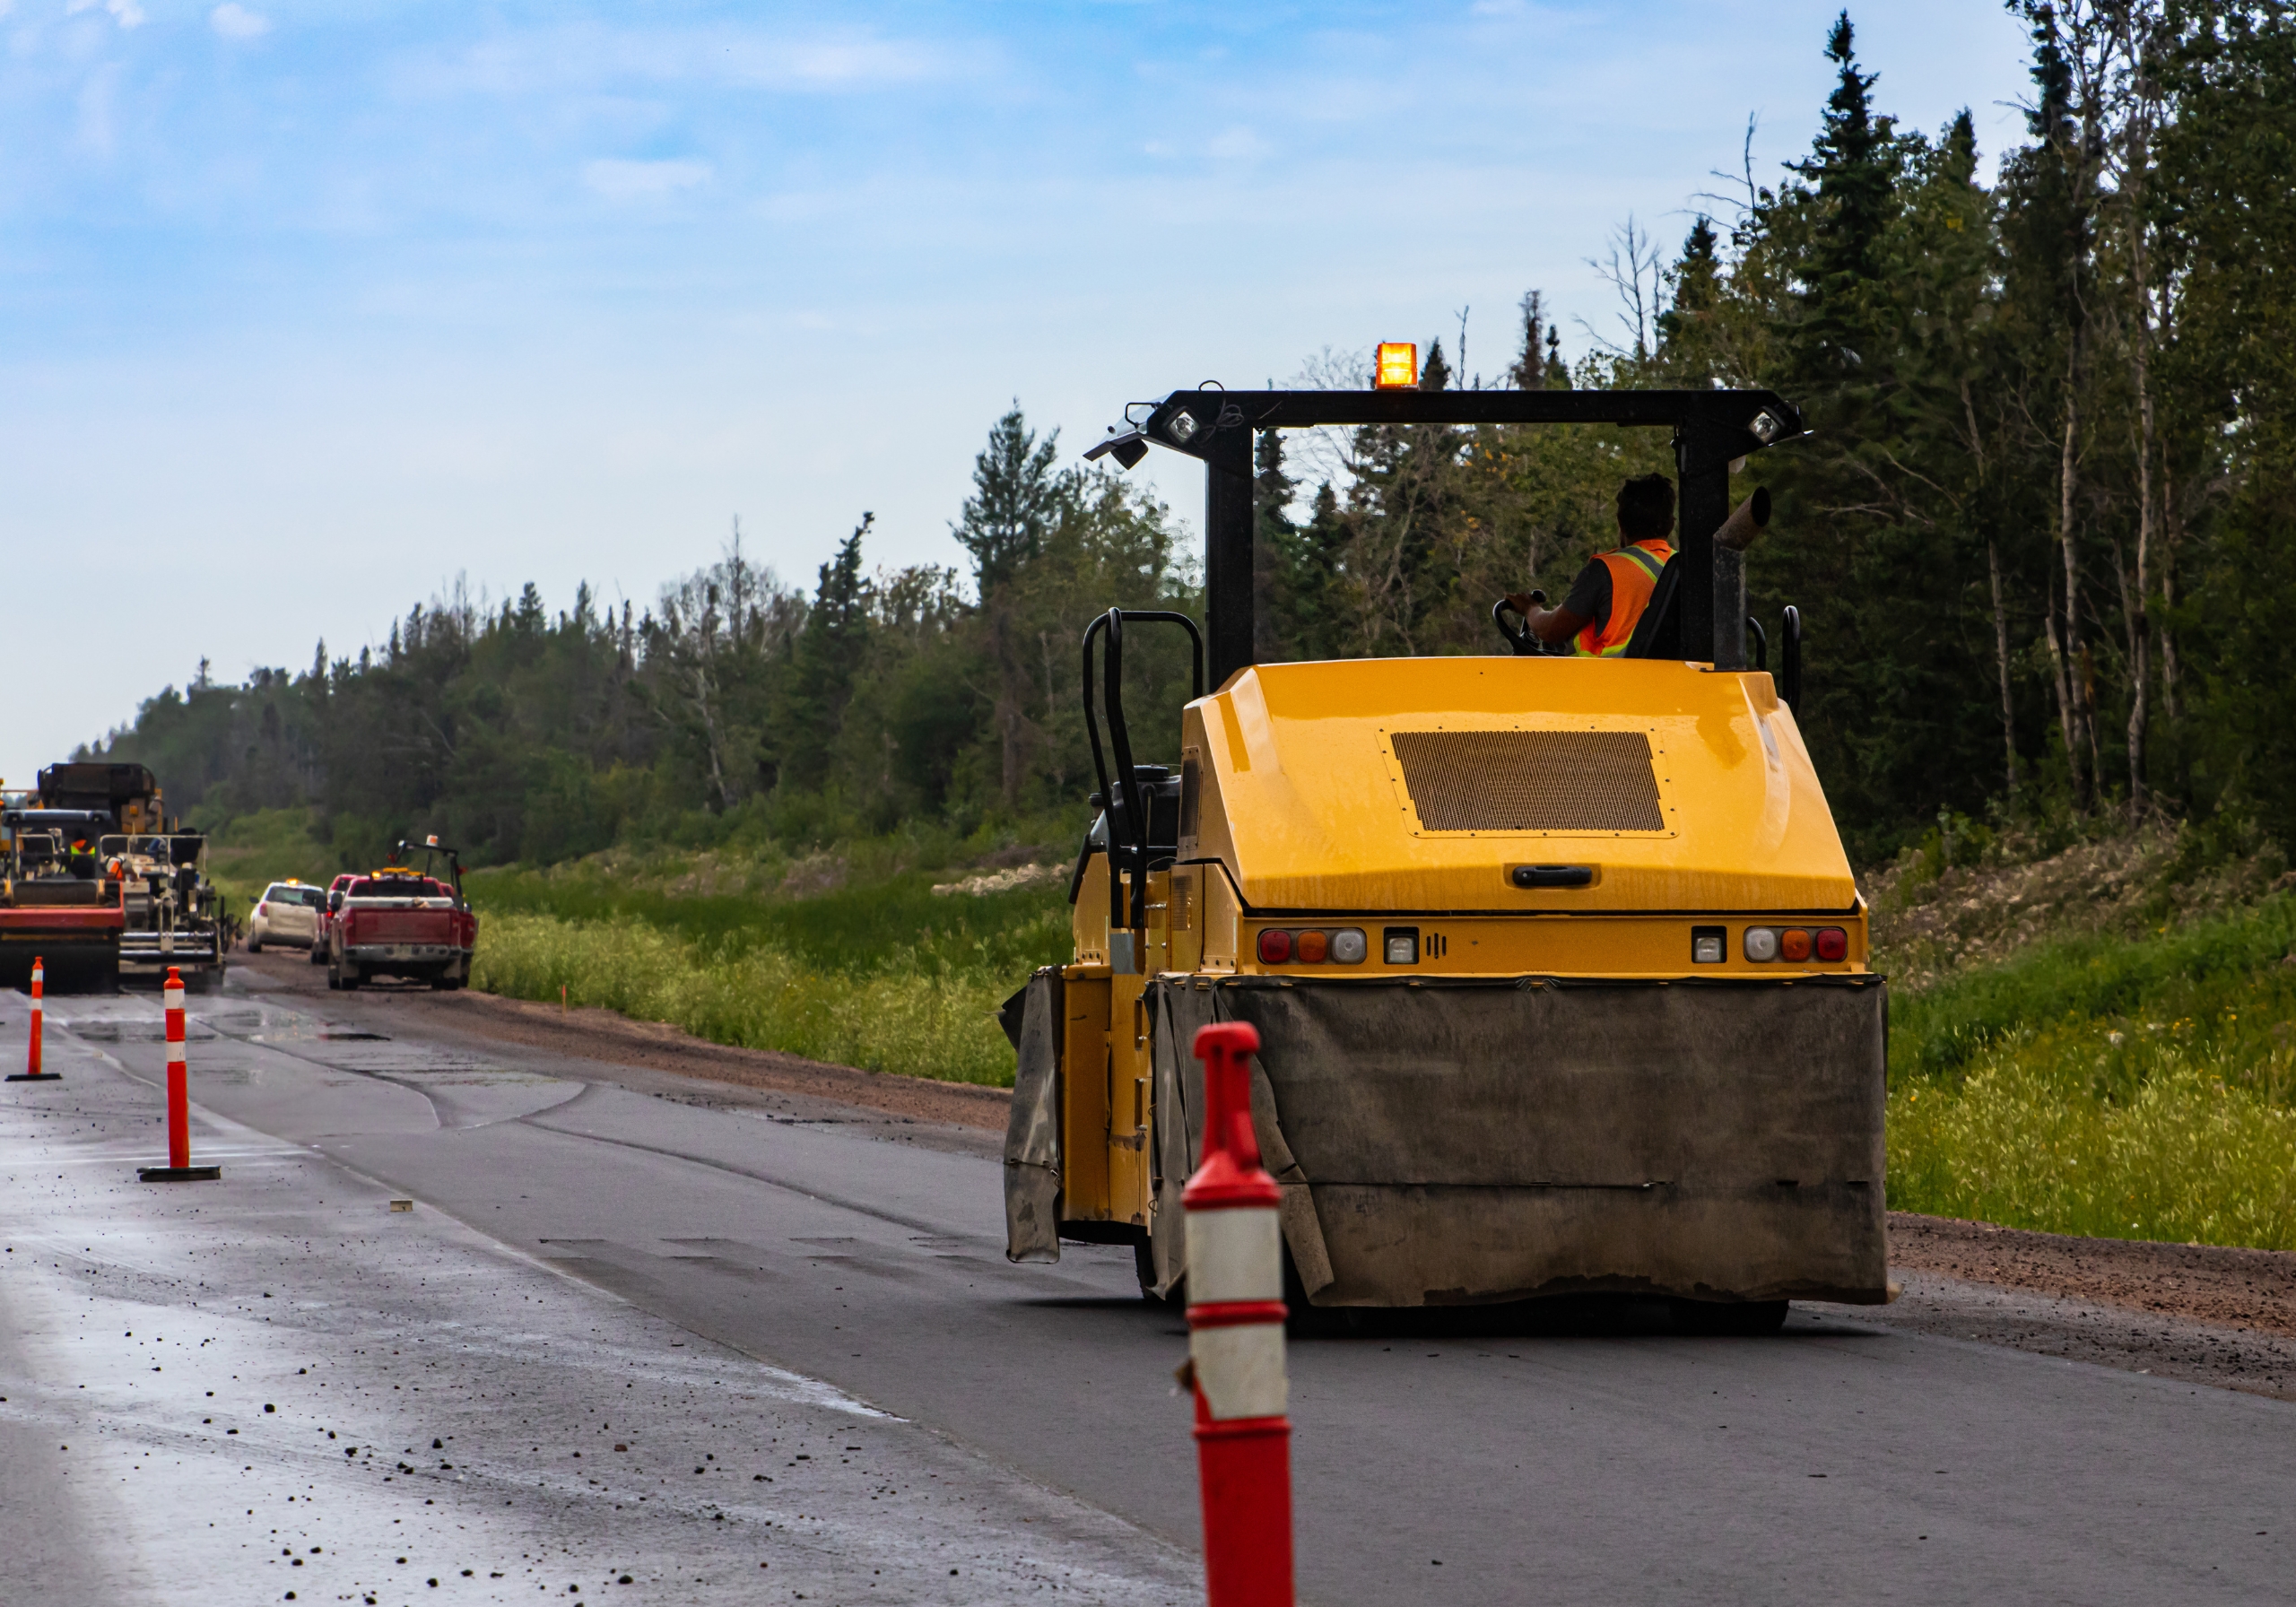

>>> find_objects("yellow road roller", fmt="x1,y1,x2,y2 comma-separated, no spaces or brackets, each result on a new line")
1000,377,1886,1331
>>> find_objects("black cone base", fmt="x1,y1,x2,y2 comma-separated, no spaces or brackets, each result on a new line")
137,1165,222,1182
6,1072,61,1081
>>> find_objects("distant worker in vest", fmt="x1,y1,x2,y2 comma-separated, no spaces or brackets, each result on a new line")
1506,473,1676,656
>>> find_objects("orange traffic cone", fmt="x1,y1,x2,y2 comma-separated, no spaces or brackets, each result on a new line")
8,956,58,1082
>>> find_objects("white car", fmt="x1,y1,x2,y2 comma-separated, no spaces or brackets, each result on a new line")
248,881,325,951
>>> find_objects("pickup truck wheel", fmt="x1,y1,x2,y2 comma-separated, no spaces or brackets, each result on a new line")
340,965,361,992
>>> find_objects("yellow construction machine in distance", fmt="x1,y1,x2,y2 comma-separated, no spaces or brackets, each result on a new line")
1000,380,1886,1333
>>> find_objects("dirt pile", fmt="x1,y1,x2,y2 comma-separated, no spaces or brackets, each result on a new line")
1865,822,2289,991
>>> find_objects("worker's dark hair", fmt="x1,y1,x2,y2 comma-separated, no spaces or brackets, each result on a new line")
1616,473,1675,541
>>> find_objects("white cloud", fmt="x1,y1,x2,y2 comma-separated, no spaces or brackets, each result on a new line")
1206,125,1271,162
67,0,146,26
404,25,973,99
581,157,713,202
210,4,271,39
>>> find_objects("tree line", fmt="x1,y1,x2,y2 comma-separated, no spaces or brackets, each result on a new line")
85,4,2296,868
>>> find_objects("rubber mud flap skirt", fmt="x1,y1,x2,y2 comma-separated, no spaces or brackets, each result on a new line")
1003,967,1065,1264
1149,974,1888,1307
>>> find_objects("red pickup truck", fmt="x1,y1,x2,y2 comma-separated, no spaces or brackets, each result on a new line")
325,841,477,991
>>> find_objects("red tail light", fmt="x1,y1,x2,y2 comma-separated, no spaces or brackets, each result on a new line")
1814,926,1848,962
1257,929,1292,964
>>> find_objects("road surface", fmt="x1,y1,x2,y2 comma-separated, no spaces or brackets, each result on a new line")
3,962,2291,1605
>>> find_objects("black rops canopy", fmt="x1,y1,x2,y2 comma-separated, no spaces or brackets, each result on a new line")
1085,387,1804,688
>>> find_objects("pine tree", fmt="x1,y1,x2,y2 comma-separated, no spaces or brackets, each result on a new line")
1656,218,1726,378
953,405,1071,808
953,405,1066,595
1419,338,1453,392
1252,430,1296,657
2000,2,2101,809
1509,291,1552,389
1791,13,1898,378
778,515,874,791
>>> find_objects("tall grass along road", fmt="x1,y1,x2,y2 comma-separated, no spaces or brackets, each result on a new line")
1880,832,2296,1252
466,852,1070,1087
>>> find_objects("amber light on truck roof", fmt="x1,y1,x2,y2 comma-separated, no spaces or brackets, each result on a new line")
1374,343,1418,389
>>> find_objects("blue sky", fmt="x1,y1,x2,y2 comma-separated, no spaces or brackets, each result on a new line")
0,1,2035,786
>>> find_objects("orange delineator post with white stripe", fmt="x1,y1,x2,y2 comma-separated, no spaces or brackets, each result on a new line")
1184,1021,1294,1607
164,967,189,1168
7,956,57,1082
138,966,219,1182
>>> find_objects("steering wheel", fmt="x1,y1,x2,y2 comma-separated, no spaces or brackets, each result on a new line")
1492,591,1547,657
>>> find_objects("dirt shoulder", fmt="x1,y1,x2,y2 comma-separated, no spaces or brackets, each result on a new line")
1853,1215,2296,1402
1884,1210,2296,1339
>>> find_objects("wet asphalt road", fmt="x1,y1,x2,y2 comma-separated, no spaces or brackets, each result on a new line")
8,965,2296,1606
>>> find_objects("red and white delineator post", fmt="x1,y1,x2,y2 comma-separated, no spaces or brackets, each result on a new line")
137,967,220,1182
7,956,58,1082
1184,1021,1294,1607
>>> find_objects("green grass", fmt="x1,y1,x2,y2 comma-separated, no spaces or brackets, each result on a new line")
465,859,1072,980
1885,892,2296,1249
462,854,1074,1086
198,807,338,914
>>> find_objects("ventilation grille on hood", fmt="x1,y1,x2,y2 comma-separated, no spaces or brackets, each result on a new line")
1389,730,1665,832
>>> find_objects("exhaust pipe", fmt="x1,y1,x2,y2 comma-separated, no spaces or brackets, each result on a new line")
1714,485,1771,552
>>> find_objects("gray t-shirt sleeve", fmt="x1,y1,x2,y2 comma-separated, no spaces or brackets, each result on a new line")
1561,558,1613,626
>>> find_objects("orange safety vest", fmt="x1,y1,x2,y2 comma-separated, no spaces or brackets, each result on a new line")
1570,538,1674,657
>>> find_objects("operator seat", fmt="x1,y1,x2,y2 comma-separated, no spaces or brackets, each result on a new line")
1621,554,1685,659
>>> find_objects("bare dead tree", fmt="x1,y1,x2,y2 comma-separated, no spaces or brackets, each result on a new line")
1579,215,1666,361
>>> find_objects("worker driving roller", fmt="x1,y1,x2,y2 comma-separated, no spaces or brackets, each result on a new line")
1020,374,1870,1330
1505,472,1676,656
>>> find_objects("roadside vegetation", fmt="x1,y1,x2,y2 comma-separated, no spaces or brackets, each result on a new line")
1875,819,2296,1251
200,806,337,915
462,834,1073,1086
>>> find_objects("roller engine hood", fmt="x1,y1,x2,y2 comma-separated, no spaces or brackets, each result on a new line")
1178,656,1856,916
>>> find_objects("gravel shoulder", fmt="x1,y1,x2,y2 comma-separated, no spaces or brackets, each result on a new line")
1884,1211,2296,1337
1856,1212,2296,1403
